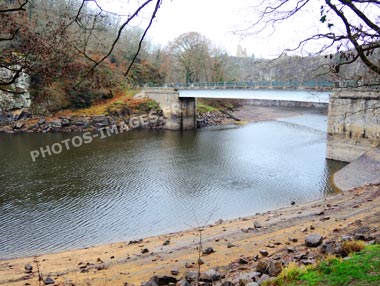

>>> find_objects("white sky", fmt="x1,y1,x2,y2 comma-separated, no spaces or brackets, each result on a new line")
99,0,329,58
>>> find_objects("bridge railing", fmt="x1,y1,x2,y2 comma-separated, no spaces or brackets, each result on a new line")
145,80,375,90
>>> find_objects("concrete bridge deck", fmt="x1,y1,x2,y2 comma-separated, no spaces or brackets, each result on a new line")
147,80,361,91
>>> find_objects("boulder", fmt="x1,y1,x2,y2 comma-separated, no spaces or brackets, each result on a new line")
200,269,222,282
268,259,283,277
151,275,177,286
305,234,323,247
256,259,269,274
24,264,33,273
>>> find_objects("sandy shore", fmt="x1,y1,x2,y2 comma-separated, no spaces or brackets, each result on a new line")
1,183,379,286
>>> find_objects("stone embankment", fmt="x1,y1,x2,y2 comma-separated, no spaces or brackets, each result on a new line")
197,110,237,128
0,110,165,133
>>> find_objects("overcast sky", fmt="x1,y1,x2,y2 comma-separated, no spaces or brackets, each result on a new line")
100,0,327,58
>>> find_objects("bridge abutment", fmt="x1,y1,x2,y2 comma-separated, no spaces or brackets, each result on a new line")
327,89,380,162
138,89,196,130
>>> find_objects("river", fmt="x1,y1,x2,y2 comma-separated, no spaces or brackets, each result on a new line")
0,107,345,259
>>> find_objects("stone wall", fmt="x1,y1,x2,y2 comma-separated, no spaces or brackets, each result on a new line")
327,89,380,162
137,89,197,130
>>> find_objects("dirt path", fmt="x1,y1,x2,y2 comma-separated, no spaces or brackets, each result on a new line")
1,184,379,286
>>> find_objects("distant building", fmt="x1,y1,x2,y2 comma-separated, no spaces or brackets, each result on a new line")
236,44,248,58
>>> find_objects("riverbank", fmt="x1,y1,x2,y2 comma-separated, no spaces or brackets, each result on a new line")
198,105,321,127
1,183,379,286
0,104,315,133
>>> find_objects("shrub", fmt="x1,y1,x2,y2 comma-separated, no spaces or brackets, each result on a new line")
341,240,365,256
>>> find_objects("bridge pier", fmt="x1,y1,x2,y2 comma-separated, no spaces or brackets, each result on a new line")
327,89,380,162
139,89,197,130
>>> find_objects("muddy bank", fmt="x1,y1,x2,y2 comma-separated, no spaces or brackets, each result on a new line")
1,184,379,286
197,105,324,128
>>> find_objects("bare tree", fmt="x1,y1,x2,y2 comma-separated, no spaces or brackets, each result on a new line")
237,0,380,79
0,0,162,92
169,32,211,84
209,46,229,82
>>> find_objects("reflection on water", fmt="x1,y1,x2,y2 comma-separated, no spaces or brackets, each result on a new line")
0,110,345,259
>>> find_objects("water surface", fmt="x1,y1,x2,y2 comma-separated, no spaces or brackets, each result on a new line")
0,110,345,259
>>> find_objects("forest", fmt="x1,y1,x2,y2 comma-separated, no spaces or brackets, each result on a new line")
1,0,379,114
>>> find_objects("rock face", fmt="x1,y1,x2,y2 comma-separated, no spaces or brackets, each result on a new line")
0,66,31,112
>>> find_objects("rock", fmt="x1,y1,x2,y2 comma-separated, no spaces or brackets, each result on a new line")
141,248,150,254
151,275,177,286
176,280,191,286
268,259,283,277
184,262,193,268
96,263,106,270
13,122,25,130
256,259,269,274
202,247,215,256
201,269,222,282
185,271,198,282
61,118,71,127
356,226,371,233
51,121,62,128
92,115,107,123
142,281,158,286
232,271,260,285
238,257,250,264
254,221,263,229
163,240,170,246
305,234,323,247
128,239,143,245
354,233,368,241
291,201,296,205
24,264,33,273
38,118,46,125
288,237,298,243
227,242,236,248
171,269,179,276
215,219,224,225
43,277,55,285
322,241,343,256
256,274,271,284
341,235,353,241
286,247,295,253
294,253,308,260
221,281,234,286
259,249,269,257
245,283,259,286
302,259,316,265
